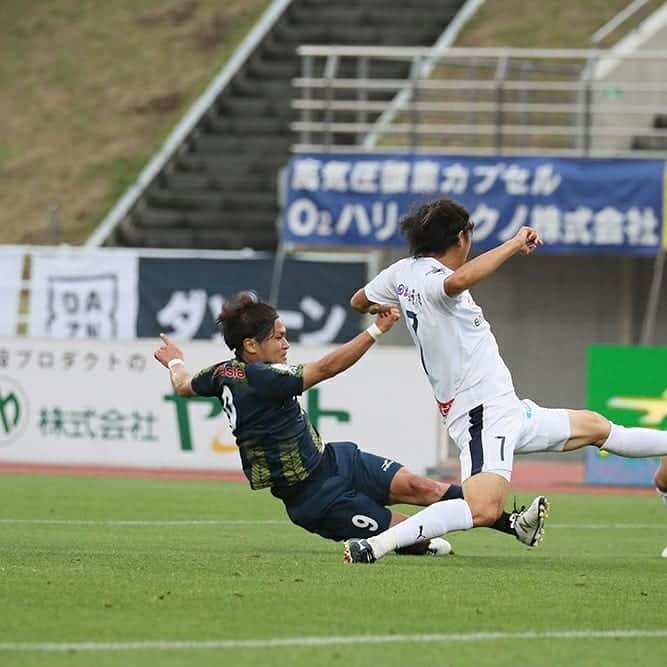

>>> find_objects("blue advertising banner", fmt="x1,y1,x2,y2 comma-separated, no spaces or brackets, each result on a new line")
136,256,365,344
584,449,660,488
284,153,666,254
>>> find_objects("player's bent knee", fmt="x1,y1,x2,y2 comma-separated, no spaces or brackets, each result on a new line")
466,498,503,527
588,410,611,444
570,409,611,446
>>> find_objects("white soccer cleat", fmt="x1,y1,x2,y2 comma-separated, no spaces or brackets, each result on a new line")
511,496,549,547
658,487,667,508
662,545,667,559
426,537,453,556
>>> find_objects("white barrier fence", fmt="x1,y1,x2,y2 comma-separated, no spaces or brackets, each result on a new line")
0,338,440,476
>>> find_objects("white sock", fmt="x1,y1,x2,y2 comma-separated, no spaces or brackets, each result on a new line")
602,424,667,458
368,499,473,559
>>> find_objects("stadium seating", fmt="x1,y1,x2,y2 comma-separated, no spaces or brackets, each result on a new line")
107,0,465,250
631,113,667,151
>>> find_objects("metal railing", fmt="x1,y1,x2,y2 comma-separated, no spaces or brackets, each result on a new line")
591,0,651,45
292,46,667,157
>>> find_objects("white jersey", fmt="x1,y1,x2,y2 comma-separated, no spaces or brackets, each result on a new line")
364,256,516,423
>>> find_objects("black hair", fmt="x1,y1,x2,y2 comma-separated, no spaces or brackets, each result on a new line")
399,197,473,257
216,291,278,356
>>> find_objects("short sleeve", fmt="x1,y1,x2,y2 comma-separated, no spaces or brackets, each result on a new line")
191,365,219,397
364,264,400,305
245,362,305,400
423,266,460,305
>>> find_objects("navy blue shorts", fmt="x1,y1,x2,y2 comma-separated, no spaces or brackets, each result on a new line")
271,441,403,542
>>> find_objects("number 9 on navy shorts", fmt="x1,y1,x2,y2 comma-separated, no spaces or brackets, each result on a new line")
280,441,402,542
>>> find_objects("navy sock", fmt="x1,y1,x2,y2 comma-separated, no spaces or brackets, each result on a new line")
490,512,515,535
440,484,463,501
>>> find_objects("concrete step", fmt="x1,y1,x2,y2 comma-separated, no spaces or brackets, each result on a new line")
176,154,286,179
164,168,268,193
245,56,301,80
631,135,667,151
218,94,293,119
301,0,460,8
228,75,292,101
189,132,291,155
202,108,287,136
133,207,185,229
288,5,456,27
125,211,276,250
187,206,277,230
146,187,275,212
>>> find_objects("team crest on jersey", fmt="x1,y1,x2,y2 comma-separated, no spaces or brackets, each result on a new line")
437,398,454,417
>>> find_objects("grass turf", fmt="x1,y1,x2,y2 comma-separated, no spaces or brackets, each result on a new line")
0,473,664,667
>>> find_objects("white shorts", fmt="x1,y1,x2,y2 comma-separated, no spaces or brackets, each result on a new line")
447,395,570,483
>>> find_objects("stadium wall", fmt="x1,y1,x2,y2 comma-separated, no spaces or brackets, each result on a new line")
0,338,440,476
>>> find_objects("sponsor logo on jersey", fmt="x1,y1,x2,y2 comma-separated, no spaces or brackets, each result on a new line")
397,284,423,307
214,365,246,380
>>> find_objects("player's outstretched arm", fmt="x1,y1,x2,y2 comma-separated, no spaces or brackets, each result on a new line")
350,288,395,315
445,226,543,296
302,307,399,390
153,333,197,396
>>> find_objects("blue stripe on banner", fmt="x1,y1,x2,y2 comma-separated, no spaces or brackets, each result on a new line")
283,153,665,254
468,405,484,476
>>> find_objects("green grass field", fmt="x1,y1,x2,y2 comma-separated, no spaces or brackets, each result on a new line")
0,473,664,667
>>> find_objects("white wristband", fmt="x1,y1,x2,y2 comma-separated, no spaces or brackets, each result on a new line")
167,358,184,370
365,323,384,342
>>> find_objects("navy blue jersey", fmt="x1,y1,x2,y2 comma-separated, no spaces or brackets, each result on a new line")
191,359,324,490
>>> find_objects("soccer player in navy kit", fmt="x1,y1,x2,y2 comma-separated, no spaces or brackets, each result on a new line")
154,291,544,553
345,197,667,563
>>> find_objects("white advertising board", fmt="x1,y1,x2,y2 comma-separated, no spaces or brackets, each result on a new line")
0,338,440,475
28,251,139,339
0,250,23,336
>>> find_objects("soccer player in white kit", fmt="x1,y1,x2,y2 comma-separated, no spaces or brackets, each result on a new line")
344,197,667,563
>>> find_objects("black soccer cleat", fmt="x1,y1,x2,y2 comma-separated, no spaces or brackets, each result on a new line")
343,538,376,564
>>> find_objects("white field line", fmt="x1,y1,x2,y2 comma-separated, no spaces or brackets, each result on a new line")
0,630,665,652
0,519,662,529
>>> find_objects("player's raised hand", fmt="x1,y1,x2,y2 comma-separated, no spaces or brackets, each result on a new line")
374,305,401,333
513,226,543,255
368,303,395,315
154,332,185,368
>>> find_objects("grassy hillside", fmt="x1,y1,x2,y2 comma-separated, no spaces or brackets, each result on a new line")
456,0,664,49
0,0,271,245
0,0,661,246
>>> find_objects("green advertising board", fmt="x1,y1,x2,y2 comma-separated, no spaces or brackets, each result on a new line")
586,345,666,486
